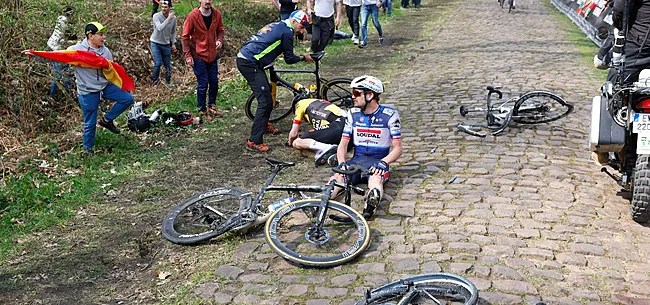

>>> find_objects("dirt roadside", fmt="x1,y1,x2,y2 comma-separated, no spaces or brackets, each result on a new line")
0,1,454,304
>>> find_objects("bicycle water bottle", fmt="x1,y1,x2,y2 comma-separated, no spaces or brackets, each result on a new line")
268,196,295,213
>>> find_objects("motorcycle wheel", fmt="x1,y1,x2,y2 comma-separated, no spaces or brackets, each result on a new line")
631,154,650,223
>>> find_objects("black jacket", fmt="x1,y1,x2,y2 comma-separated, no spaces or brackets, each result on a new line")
613,0,650,42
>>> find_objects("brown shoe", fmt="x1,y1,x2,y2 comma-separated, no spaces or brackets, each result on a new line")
247,140,272,152
265,122,280,135
200,110,213,121
207,106,223,118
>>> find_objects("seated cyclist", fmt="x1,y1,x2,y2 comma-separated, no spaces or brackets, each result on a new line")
329,75,403,219
288,98,346,166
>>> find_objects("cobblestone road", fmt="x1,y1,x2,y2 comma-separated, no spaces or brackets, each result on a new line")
194,0,650,304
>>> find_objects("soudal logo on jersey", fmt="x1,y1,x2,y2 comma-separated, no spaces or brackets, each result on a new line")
356,128,381,138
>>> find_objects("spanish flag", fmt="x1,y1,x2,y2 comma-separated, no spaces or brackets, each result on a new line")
26,50,135,91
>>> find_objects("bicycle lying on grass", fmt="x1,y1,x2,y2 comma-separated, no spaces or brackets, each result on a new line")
244,51,354,122
161,157,372,268
456,85,574,137
354,273,479,305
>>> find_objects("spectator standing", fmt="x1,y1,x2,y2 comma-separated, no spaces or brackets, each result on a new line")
150,0,177,86
70,23,134,153
358,0,383,48
381,0,392,16
182,0,225,121
344,0,361,45
271,0,300,20
237,10,313,152
400,0,409,8
306,0,342,52
47,5,76,99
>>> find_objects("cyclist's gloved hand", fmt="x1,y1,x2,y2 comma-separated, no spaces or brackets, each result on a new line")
337,162,348,170
370,160,389,176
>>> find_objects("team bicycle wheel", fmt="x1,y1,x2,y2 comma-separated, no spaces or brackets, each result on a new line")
512,91,573,124
320,78,354,110
356,273,479,305
244,83,297,122
264,199,371,268
161,188,248,245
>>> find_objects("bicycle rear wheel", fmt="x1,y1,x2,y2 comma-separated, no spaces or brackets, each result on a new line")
358,273,479,305
264,199,370,268
244,83,297,122
320,78,354,110
161,188,248,245
512,91,573,124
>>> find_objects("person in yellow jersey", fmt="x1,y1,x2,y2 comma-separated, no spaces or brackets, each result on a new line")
288,98,346,166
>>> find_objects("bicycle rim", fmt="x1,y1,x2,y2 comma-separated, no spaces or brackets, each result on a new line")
244,84,296,122
362,273,479,305
264,199,370,268
512,91,573,124
320,78,354,110
161,188,247,245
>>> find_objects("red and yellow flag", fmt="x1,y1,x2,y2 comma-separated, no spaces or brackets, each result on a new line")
27,50,135,91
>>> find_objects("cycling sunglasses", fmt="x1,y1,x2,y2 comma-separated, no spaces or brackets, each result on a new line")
352,89,367,97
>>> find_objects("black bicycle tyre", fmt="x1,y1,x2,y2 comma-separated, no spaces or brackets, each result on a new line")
512,91,573,124
264,199,371,268
358,273,479,305
320,78,354,110
244,83,297,122
161,188,248,245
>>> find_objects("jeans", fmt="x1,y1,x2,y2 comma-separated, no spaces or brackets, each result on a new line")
382,0,392,16
237,58,272,144
360,4,382,45
78,83,134,150
346,5,361,37
49,62,74,98
192,57,219,111
151,41,172,85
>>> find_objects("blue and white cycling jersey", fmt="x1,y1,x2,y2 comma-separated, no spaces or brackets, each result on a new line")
342,105,401,160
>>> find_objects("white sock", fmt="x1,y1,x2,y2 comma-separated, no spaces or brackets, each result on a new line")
311,142,334,159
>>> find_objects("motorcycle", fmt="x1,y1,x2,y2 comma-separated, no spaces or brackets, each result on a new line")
590,68,650,223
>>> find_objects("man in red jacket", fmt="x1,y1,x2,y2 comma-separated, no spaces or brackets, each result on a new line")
182,0,225,121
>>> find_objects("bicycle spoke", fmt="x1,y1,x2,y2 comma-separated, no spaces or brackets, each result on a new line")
173,193,240,237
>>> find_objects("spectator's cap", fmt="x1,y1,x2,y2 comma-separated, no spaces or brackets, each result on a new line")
290,10,309,27
85,22,106,36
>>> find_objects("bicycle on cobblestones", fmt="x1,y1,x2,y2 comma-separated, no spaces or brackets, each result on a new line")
354,273,479,305
161,157,371,268
244,51,354,122
456,85,574,137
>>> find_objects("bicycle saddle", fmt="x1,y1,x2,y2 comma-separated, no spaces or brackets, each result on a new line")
265,157,295,168
487,85,503,90
310,51,326,61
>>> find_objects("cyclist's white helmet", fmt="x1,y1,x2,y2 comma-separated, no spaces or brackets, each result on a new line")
350,75,384,94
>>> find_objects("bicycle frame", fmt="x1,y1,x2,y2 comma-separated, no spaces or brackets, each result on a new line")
265,52,328,105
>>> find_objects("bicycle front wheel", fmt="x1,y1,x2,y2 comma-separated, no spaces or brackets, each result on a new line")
359,273,479,305
161,188,248,245
264,199,370,268
512,91,573,124
244,83,297,122
320,78,354,110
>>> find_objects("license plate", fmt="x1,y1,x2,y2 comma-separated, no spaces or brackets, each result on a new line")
638,134,650,154
633,113,650,133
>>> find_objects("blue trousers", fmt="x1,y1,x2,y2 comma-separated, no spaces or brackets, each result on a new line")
151,42,172,85
192,57,219,111
360,4,383,45
382,0,392,16
78,83,134,150
49,62,74,98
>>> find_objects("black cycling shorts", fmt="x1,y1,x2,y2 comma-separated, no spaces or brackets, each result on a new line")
301,120,344,145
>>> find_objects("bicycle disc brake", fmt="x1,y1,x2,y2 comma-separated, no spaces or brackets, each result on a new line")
305,227,331,245
230,211,256,231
